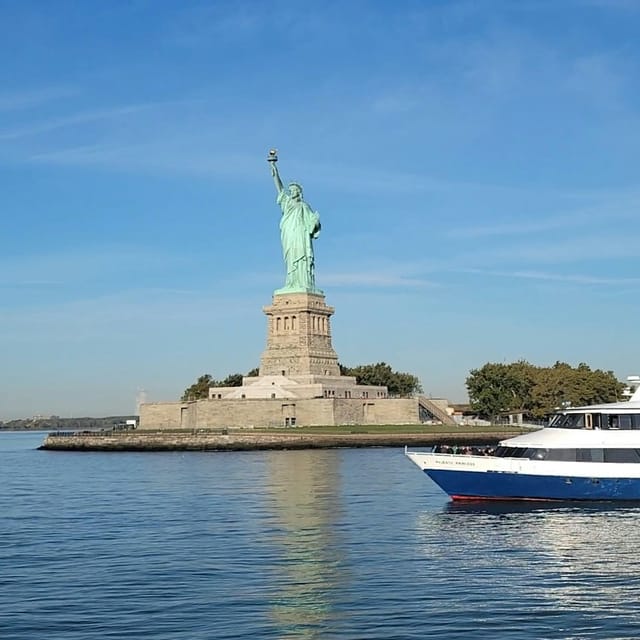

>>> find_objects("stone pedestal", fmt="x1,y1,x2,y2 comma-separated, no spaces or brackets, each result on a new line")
260,292,341,377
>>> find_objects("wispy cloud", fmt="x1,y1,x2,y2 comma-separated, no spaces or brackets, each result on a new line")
0,287,260,343
0,86,78,112
0,280,65,288
166,4,265,48
0,100,198,141
577,0,640,10
458,268,640,286
446,198,640,239
499,234,640,264
447,214,587,239
29,142,261,182
323,271,437,288
0,246,190,287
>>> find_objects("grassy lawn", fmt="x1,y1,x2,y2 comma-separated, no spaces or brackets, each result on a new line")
127,424,529,436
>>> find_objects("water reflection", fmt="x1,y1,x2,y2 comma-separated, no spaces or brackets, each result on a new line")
444,499,640,516
264,450,345,639
416,498,640,632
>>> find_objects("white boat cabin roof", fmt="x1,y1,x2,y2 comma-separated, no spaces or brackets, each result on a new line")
564,399,640,414
501,427,640,449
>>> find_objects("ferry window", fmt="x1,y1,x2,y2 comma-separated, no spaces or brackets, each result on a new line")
577,449,604,463
577,449,592,462
566,414,584,428
592,414,601,429
497,446,530,458
619,415,633,430
498,447,519,457
557,414,584,428
608,415,620,430
632,415,640,430
550,414,565,427
604,449,640,463
533,449,548,460
547,449,577,462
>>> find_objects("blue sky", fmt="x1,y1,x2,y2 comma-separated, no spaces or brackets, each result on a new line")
1,0,639,419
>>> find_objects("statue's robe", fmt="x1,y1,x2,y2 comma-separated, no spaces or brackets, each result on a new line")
277,190,321,292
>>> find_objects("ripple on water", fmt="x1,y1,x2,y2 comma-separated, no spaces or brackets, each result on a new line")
2,438,640,639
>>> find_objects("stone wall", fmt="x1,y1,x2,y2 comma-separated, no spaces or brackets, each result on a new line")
41,430,518,451
139,402,185,429
140,396,422,429
363,399,420,425
194,398,337,428
196,398,296,428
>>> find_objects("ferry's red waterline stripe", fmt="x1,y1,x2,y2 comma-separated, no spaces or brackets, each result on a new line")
450,495,565,502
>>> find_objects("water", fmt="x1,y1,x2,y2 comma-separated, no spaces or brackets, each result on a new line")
2,431,640,640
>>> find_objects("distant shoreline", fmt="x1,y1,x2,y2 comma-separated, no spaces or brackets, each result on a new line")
1,416,137,432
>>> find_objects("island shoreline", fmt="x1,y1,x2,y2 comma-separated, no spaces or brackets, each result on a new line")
38,429,524,452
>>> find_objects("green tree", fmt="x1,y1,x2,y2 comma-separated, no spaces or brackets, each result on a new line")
467,360,624,421
181,374,214,400
527,361,623,419
339,362,422,396
212,373,244,388
182,368,261,400
466,362,534,421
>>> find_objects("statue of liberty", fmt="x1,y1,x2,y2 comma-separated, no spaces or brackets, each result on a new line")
268,150,321,294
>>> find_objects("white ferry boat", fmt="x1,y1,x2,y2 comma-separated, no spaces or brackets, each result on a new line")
406,377,640,501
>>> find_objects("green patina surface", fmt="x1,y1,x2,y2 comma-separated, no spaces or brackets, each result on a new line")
269,151,322,295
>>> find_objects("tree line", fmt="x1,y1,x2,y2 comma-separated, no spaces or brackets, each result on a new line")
466,360,624,421
182,362,422,400
182,360,625,422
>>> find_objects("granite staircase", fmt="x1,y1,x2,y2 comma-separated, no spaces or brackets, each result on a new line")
418,396,457,425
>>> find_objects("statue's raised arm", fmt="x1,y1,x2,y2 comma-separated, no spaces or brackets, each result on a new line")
267,149,284,193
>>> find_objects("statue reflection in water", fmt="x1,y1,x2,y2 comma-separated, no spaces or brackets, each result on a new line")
264,449,346,639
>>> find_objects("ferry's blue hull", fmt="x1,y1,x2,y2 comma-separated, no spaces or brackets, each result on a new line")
426,469,640,501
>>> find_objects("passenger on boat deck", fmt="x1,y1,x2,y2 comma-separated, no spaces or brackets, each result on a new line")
434,445,494,455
